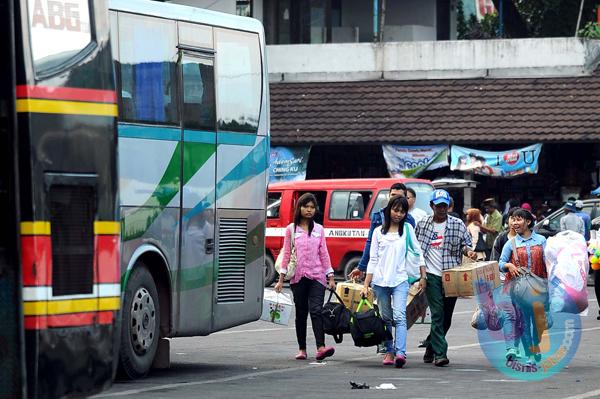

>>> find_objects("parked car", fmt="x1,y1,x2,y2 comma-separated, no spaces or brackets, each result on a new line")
534,198,600,238
264,178,434,286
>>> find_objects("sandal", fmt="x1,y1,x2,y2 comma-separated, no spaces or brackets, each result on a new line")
315,346,335,361
295,351,307,360
382,353,394,366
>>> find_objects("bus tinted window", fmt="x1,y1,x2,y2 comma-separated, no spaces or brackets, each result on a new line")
215,29,261,133
182,56,216,130
118,13,178,125
28,0,93,73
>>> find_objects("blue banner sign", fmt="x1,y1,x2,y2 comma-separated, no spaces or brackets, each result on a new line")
382,145,449,178
450,144,542,177
269,146,311,183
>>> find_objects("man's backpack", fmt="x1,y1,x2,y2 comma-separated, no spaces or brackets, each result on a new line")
349,298,390,347
321,289,351,343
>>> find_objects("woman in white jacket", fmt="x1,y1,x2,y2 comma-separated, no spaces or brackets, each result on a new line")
361,196,425,368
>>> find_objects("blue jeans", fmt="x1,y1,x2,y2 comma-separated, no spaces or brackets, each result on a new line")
372,281,409,356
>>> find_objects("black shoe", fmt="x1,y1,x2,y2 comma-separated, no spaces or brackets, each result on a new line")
423,346,434,363
434,357,450,367
418,340,427,348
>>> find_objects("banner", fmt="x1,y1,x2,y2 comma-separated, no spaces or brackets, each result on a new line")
450,144,542,177
269,146,311,183
382,145,449,178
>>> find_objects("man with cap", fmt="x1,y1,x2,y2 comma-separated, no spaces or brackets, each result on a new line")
415,189,477,367
560,201,585,235
574,200,591,241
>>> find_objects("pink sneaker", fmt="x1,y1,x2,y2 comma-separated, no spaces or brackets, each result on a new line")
315,346,335,361
395,354,406,368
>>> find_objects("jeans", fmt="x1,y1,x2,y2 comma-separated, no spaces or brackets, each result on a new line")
290,277,326,350
493,288,519,351
372,281,409,356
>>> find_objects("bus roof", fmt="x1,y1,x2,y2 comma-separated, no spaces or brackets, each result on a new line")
268,178,433,191
109,0,264,34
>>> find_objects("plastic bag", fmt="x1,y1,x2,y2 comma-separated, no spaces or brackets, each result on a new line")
544,231,589,314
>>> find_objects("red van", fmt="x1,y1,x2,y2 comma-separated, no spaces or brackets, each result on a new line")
264,178,435,285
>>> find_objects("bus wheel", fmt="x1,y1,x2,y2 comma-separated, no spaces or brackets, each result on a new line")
343,256,362,280
264,254,277,286
118,264,160,379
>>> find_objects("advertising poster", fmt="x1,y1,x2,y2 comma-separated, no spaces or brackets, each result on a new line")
450,144,542,177
382,145,449,178
269,146,311,183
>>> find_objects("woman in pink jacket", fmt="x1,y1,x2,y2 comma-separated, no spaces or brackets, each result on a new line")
275,193,336,361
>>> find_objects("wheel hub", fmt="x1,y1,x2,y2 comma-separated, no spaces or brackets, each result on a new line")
130,287,156,356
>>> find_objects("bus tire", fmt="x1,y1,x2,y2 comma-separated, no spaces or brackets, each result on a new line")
264,254,277,286
118,263,160,379
343,256,362,280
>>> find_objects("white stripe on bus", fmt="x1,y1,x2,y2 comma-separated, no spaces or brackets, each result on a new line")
22,283,121,301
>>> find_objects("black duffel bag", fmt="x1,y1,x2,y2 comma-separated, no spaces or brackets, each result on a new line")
321,288,351,343
350,298,390,347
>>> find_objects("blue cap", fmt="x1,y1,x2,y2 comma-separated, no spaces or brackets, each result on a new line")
430,189,451,206
564,201,577,212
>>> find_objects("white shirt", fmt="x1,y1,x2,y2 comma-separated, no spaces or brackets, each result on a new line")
366,224,421,287
424,221,446,276
410,207,428,225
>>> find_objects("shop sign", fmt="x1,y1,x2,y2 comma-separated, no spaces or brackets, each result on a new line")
382,145,449,178
269,146,311,183
450,144,542,177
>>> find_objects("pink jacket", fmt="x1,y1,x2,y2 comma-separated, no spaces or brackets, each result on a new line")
279,223,334,286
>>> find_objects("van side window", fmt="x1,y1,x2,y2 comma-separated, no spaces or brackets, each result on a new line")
267,192,281,218
370,190,389,217
330,191,372,220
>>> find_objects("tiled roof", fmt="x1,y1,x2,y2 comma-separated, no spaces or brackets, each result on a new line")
269,70,600,145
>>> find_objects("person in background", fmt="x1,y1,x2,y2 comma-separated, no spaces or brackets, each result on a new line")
349,183,415,281
407,187,428,225
466,208,487,261
491,208,519,262
574,200,591,241
480,199,502,259
448,197,461,220
361,196,425,368
498,208,547,366
275,193,336,361
415,189,477,367
521,203,536,221
560,201,584,235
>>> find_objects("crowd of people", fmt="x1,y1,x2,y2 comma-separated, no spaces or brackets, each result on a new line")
274,182,598,368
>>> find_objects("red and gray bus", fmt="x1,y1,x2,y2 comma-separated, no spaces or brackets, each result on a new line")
1,0,120,397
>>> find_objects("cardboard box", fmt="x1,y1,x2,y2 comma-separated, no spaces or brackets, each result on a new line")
260,290,293,325
442,261,501,298
336,281,373,312
407,282,428,329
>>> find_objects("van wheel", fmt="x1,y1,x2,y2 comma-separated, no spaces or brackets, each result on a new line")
264,254,277,286
343,256,362,280
118,263,160,379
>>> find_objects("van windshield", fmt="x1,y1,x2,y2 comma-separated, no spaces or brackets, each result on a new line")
370,183,434,217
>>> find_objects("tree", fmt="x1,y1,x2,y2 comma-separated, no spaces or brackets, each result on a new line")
457,0,469,39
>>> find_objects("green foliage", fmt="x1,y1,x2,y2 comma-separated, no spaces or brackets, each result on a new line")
579,21,600,38
461,11,500,39
513,0,599,37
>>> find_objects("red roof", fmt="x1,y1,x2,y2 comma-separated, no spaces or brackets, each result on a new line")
269,69,600,145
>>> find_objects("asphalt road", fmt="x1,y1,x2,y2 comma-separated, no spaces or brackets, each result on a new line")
95,288,600,399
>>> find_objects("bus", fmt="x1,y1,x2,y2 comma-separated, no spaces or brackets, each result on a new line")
0,0,120,397
109,0,269,378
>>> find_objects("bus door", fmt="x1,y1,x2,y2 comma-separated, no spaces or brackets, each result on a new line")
0,1,24,395
178,49,218,335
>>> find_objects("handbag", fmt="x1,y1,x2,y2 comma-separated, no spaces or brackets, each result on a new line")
349,298,390,347
321,288,352,343
404,227,421,279
508,238,549,309
274,224,296,280
474,231,488,252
